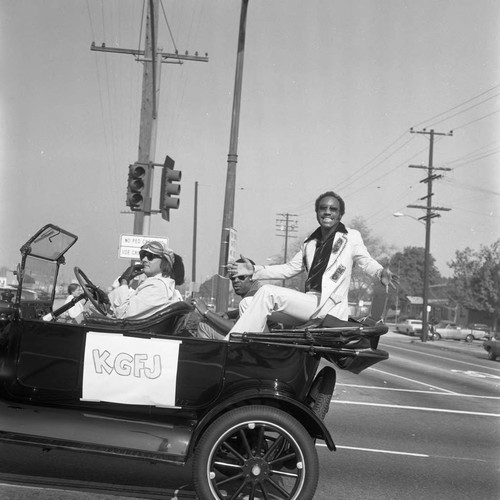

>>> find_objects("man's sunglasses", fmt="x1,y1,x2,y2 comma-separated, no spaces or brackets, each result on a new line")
230,274,249,282
139,250,160,261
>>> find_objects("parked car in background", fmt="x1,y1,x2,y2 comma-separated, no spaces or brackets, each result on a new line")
467,323,490,340
433,322,475,342
483,332,500,360
395,319,423,336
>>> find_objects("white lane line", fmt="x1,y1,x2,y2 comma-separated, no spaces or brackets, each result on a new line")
315,443,491,463
315,442,428,457
332,400,500,417
337,383,500,400
369,367,458,394
381,342,500,372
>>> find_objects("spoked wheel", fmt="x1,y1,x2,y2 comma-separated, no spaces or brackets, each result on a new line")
192,405,319,500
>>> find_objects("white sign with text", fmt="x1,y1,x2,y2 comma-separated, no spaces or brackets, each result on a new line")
82,331,181,407
118,234,169,260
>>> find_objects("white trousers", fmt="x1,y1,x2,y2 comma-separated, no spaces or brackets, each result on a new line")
229,284,320,334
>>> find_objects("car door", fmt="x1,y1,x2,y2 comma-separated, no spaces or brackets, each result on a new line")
13,320,227,410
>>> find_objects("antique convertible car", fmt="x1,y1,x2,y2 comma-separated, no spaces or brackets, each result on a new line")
0,224,389,500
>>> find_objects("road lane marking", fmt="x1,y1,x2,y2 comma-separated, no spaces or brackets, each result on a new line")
450,369,500,380
315,442,428,457
315,444,491,463
381,342,500,372
337,383,500,399
332,400,500,417
369,367,458,394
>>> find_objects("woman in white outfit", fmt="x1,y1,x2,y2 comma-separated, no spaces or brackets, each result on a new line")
108,241,184,319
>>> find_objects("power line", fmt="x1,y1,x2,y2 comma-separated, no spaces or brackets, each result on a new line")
411,84,500,129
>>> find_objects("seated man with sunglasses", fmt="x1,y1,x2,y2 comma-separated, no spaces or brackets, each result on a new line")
191,259,260,339
108,241,184,319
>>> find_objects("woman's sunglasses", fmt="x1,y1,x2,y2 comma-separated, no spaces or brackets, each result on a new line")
139,250,161,261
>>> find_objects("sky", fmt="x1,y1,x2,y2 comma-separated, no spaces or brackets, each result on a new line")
1,0,499,290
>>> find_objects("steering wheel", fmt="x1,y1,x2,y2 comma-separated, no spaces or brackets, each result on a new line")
74,267,110,316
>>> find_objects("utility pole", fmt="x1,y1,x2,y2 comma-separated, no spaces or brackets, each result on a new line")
91,0,208,236
215,0,249,312
276,213,298,285
407,127,452,342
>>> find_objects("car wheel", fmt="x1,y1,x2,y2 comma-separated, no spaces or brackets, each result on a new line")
465,334,474,343
192,405,319,500
308,366,336,420
433,332,441,340
487,350,497,361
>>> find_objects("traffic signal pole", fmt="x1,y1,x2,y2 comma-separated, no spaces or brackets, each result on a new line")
91,0,208,235
134,0,160,236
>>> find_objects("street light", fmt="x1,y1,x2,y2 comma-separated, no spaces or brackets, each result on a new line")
393,212,425,225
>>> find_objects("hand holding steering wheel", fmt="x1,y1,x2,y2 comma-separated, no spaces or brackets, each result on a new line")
74,267,110,316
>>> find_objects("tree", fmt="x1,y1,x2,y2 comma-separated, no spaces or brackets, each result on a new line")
386,246,443,318
348,217,395,304
448,240,500,329
390,246,441,297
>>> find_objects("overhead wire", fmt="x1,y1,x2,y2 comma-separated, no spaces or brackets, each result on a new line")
411,83,500,129
85,0,121,227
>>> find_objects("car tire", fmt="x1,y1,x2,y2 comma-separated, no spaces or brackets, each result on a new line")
308,366,336,420
487,350,497,361
433,332,441,340
465,334,474,343
192,405,319,500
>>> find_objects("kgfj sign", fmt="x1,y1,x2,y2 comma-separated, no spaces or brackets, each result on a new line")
82,331,181,407
118,234,169,260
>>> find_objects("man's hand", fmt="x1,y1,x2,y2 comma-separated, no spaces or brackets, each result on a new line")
119,264,144,285
227,254,255,276
380,267,399,291
191,297,209,317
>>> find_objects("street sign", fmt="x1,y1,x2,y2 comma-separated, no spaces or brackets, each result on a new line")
228,228,237,264
119,234,170,260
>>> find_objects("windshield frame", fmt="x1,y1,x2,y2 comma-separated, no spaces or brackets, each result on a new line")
15,224,78,310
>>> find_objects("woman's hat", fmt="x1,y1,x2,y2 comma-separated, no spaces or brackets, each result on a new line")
140,241,174,267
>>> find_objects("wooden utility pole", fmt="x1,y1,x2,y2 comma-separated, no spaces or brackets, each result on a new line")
91,0,208,236
408,127,452,342
276,213,298,285
215,0,249,312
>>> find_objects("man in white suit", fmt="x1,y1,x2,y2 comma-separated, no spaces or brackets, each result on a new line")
228,191,398,335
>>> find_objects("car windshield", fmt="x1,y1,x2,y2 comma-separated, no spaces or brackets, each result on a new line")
27,225,78,261
15,224,78,306
20,255,58,304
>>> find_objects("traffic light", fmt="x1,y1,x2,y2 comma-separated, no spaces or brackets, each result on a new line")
126,164,146,211
160,156,182,221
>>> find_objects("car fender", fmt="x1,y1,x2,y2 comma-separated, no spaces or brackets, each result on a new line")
190,387,336,454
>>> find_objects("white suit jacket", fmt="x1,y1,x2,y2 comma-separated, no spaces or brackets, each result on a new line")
252,225,383,320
